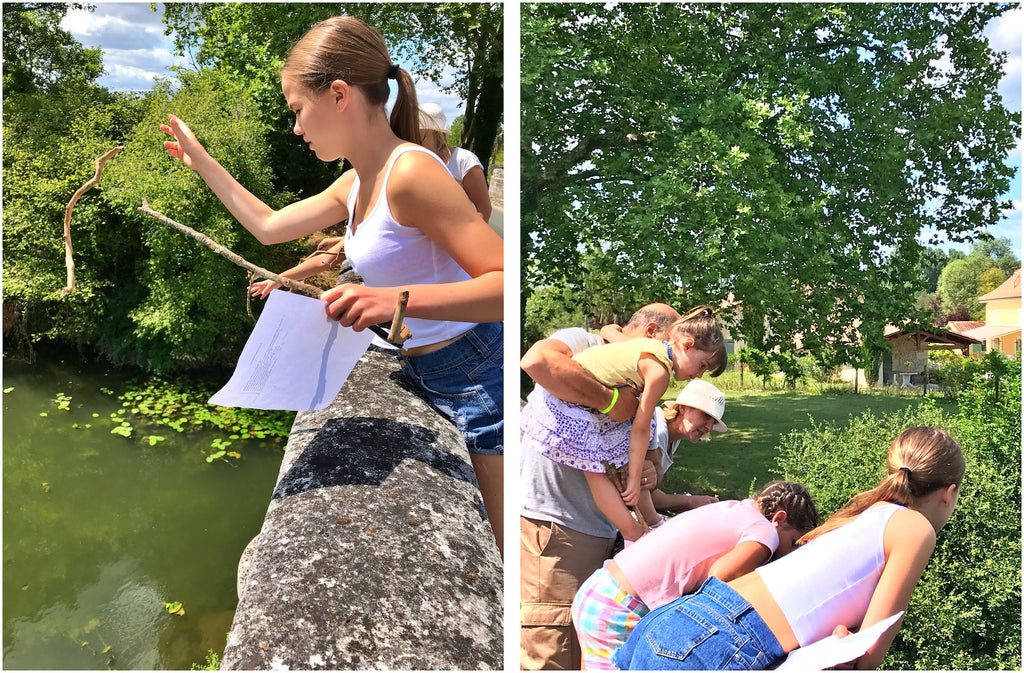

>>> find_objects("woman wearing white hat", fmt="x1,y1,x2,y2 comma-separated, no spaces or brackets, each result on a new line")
648,380,728,512
418,103,493,221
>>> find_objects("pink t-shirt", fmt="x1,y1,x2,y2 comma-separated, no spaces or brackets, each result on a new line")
614,499,779,610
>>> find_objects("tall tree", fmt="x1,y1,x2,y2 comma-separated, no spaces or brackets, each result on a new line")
1,2,103,96
522,3,1018,364
937,254,998,318
918,247,950,294
971,236,1020,277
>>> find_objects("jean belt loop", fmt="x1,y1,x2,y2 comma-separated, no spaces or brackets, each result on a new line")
464,323,488,356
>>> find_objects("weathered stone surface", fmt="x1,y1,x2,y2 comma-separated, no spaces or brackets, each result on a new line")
488,168,504,208
222,269,502,670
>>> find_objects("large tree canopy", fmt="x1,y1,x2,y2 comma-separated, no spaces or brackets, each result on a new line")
162,3,502,175
522,3,1018,362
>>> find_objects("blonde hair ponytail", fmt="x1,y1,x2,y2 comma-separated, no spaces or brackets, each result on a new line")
389,66,420,144
281,16,421,144
800,427,965,544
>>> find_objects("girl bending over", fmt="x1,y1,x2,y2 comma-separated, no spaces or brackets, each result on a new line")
614,427,965,670
572,481,818,670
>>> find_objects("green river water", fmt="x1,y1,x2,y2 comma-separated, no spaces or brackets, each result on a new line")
2,355,288,669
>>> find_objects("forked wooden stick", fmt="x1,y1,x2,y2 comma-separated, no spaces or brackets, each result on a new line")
603,460,650,536
137,199,411,346
62,146,123,296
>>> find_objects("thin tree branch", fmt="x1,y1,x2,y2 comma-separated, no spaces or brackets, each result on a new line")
137,199,411,346
62,146,123,296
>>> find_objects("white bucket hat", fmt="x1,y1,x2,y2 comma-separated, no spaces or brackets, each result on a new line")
419,103,449,135
665,379,727,432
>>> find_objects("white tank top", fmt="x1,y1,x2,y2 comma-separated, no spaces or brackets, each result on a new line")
756,502,904,646
343,145,478,349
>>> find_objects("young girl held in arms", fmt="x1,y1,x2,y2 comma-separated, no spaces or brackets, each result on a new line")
572,481,818,670
614,426,965,670
520,306,727,542
160,17,505,555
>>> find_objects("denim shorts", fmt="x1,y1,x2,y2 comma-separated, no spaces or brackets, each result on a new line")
400,321,503,456
612,577,784,670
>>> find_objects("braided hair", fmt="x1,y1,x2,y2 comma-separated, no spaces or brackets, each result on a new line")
755,480,819,535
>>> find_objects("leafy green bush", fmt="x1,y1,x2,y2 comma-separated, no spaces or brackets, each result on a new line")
929,350,985,399
774,370,1021,669
3,69,306,373
3,84,145,360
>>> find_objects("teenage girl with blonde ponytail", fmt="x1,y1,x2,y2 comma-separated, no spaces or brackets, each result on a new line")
160,16,505,556
614,426,965,670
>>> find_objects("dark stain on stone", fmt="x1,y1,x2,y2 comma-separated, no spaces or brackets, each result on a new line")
272,417,475,498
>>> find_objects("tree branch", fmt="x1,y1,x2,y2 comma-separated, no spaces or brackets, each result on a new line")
62,145,122,296
137,199,411,345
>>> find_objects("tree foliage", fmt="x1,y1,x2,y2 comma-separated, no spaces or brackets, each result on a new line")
522,3,1018,367
970,236,1020,277
936,254,997,318
775,369,1021,669
3,68,301,373
1,2,103,96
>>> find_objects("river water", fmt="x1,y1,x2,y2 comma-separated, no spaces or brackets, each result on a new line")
2,355,287,669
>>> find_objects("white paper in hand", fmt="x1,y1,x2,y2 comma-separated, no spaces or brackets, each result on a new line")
775,611,904,671
208,290,375,411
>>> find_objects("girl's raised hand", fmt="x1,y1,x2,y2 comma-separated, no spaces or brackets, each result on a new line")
160,114,209,170
320,283,397,332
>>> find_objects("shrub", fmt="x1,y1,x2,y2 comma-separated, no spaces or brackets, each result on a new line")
773,369,1021,669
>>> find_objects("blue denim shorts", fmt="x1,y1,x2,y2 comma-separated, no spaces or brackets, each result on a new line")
400,321,503,456
612,577,784,670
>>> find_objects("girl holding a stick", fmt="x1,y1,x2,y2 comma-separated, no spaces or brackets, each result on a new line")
160,16,505,555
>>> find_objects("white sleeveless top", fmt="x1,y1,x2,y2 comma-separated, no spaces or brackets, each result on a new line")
344,145,478,349
756,502,904,646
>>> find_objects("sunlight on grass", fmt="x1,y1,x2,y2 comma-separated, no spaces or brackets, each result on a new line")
660,384,957,500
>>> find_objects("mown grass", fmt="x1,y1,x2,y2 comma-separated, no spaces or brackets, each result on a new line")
660,383,958,500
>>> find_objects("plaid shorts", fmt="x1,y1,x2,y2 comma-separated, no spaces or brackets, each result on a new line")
571,563,650,670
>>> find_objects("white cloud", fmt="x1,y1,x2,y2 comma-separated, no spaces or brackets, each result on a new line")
984,6,1022,112
61,3,175,91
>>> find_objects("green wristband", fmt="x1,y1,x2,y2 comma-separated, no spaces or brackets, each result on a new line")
599,387,619,415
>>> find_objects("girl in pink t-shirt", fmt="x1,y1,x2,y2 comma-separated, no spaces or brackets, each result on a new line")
571,482,818,670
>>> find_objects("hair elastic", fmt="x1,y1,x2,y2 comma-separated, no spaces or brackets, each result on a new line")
599,387,620,415
387,64,400,80
899,466,913,479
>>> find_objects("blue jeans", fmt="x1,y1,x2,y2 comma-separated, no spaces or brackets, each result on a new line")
612,577,784,670
400,321,503,456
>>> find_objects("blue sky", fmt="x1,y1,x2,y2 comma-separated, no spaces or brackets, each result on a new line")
61,3,467,130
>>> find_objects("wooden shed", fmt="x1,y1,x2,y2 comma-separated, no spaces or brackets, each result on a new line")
880,326,981,387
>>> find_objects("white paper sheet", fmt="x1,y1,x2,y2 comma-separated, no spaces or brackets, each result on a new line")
208,290,375,411
775,611,904,671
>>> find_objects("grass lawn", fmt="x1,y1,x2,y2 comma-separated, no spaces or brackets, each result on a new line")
661,386,958,500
